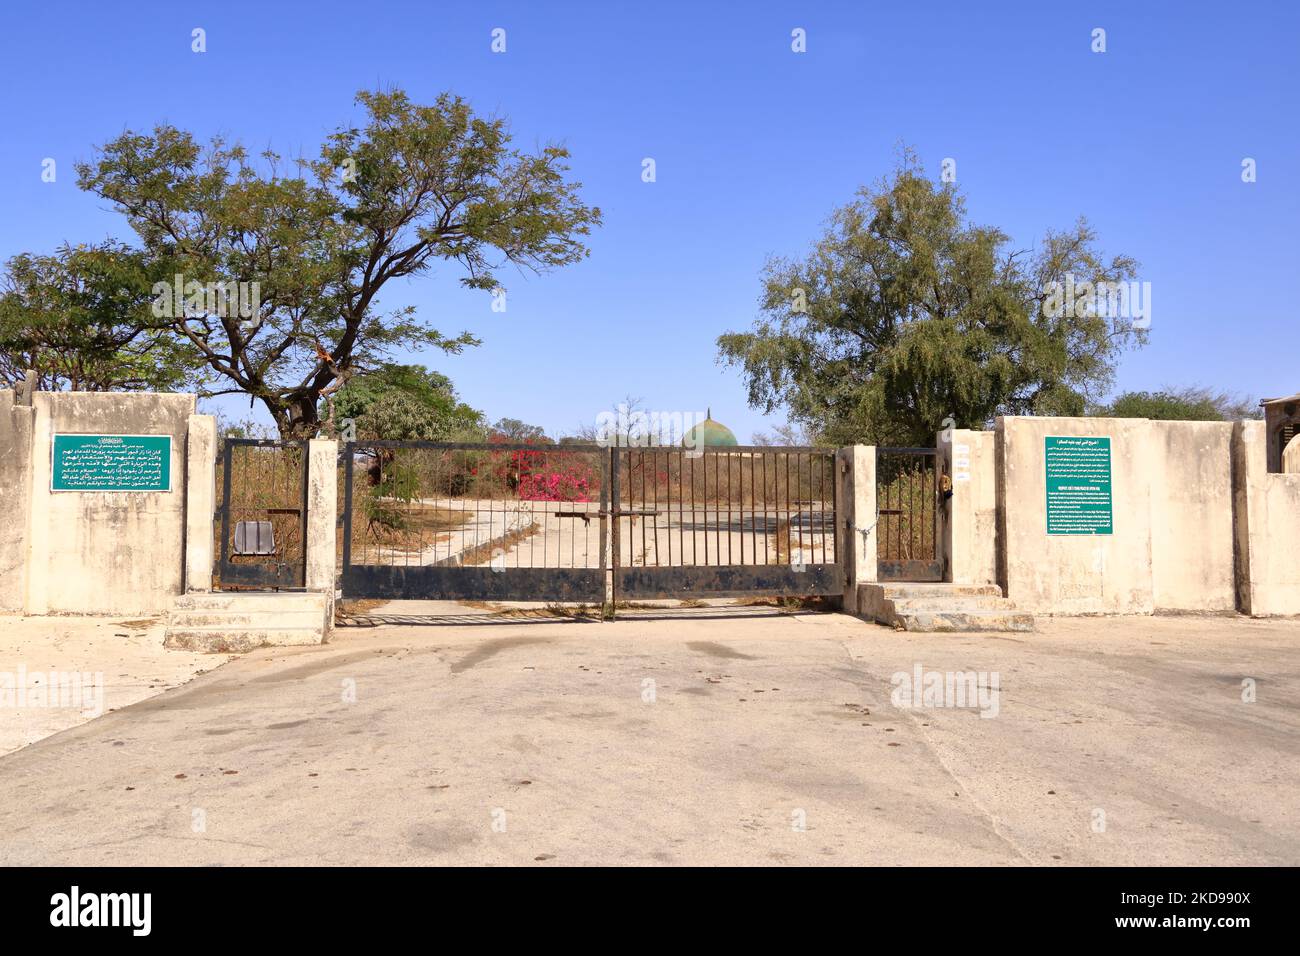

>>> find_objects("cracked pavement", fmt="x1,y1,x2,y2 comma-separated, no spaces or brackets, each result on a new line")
0,605,1296,865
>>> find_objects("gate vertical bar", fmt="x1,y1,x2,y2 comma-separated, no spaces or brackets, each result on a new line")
610,445,620,617
218,441,233,579
341,443,354,581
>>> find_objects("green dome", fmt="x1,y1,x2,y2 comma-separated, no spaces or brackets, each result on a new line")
684,409,738,448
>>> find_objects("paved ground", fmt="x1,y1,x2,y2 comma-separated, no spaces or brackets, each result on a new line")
0,606,1295,866
0,615,222,757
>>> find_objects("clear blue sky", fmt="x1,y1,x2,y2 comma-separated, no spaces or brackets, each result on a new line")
2,1,1296,438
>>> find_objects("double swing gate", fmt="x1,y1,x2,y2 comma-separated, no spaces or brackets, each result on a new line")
212,439,946,601
335,442,843,605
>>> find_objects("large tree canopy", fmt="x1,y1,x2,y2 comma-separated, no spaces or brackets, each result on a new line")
717,154,1146,446
0,242,197,391
68,87,600,437
330,363,485,441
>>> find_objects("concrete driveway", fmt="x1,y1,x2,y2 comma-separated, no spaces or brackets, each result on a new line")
0,605,1295,866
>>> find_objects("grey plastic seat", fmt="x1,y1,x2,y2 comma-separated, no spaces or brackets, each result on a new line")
233,520,276,556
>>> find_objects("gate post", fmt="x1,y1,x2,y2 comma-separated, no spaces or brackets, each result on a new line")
184,414,217,593
305,439,338,595
836,445,876,614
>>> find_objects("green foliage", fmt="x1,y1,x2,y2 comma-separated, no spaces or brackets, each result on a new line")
72,87,600,437
717,151,1145,446
364,455,423,535
490,418,549,442
1093,386,1259,421
0,242,198,391
331,363,485,440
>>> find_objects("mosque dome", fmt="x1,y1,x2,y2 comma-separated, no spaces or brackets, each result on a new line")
683,409,738,448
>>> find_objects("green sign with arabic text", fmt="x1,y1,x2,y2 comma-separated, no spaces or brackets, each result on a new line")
51,434,172,492
1045,436,1112,535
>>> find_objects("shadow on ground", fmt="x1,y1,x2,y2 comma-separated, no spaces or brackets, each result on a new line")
336,603,824,628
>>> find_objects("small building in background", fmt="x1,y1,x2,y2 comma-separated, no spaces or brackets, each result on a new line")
1261,393,1300,473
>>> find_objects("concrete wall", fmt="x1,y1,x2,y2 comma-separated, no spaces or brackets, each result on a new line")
1148,421,1236,613
835,445,875,615
22,392,200,615
944,429,998,587
305,439,338,597
0,390,35,611
184,415,217,593
996,416,1155,615
1233,420,1300,616
976,415,1282,616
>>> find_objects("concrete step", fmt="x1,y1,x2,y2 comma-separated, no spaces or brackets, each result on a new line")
171,592,329,613
892,610,1035,633
166,610,327,629
165,591,331,652
886,596,1016,613
856,582,1034,633
163,626,325,654
875,583,1004,599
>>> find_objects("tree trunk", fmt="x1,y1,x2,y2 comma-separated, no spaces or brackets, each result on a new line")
267,394,321,441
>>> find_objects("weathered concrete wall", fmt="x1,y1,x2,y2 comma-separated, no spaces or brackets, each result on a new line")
0,390,35,611
184,415,217,593
1148,421,1236,613
996,416,1155,615
26,392,197,615
1233,420,1300,616
944,429,998,587
989,415,1277,615
305,438,337,597
835,445,875,615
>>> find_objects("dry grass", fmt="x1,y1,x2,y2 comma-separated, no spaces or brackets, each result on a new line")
458,521,542,566
456,599,679,620
771,516,794,564
334,599,388,624
457,600,603,620
351,502,469,556
731,594,834,613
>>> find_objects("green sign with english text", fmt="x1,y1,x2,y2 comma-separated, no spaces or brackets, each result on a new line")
1045,436,1112,535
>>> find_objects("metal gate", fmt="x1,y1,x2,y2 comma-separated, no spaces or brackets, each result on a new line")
612,446,841,599
337,442,842,603
876,447,942,582
340,442,608,602
215,439,308,589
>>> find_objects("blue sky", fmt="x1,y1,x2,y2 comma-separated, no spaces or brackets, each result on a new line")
1,1,1296,438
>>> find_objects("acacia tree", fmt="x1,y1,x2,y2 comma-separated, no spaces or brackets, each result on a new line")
717,153,1146,446
74,88,601,437
0,242,198,391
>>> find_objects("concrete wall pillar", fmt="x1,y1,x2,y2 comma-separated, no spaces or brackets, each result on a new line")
1231,420,1300,616
835,445,875,614
305,439,338,595
0,390,35,612
184,415,217,592
944,429,999,587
